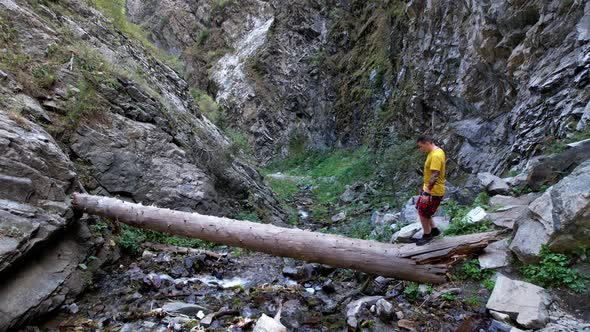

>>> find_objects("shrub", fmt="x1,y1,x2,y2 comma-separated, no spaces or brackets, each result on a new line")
483,278,495,292
521,246,588,293
190,88,220,123
458,259,492,281
403,282,420,300
117,224,216,255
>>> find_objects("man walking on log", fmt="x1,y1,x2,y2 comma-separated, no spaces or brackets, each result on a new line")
415,135,446,246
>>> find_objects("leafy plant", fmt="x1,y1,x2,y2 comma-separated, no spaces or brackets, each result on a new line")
403,282,420,300
483,279,495,292
441,292,457,301
458,259,492,281
466,296,480,306
521,246,588,293
117,224,216,255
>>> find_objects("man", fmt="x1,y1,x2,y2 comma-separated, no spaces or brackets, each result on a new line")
415,135,446,246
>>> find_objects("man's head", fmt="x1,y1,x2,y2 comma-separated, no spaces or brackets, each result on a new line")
417,134,436,153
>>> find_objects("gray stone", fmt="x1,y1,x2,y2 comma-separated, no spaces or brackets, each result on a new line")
478,172,510,195
346,296,383,328
486,275,551,329
12,94,52,124
372,211,399,225
401,196,420,223
375,299,394,322
576,101,590,131
526,139,590,191
510,218,550,264
511,160,590,263
479,239,510,269
489,193,540,209
486,205,529,229
488,320,513,332
162,302,209,316
331,212,346,222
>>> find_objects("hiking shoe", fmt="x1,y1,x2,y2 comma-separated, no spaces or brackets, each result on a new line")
415,234,433,246
431,228,441,237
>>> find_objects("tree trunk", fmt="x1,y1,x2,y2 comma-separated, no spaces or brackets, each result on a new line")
72,193,500,283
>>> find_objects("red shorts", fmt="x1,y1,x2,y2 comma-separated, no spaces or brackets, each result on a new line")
416,192,443,218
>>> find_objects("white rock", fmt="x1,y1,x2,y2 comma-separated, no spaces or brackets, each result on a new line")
331,212,346,222
465,206,487,223
510,218,550,264
486,275,551,329
391,223,422,243
566,138,590,148
253,314,287,332
489,310,511,324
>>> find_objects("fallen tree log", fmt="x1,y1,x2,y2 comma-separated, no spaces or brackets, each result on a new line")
72,193,500,284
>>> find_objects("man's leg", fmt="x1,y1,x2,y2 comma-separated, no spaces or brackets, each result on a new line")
428,217,437,229
419,215,432,234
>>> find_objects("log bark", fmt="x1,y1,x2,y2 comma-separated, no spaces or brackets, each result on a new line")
72,194,499,283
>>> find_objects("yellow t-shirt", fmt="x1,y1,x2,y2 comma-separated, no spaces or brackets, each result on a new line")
423,148,446,196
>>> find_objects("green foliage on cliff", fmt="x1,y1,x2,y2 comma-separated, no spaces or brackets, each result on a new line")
89,0,183,73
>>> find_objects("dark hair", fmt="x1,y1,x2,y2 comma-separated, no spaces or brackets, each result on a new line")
417,134,433,143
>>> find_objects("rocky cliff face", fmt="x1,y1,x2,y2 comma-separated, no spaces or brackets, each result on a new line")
0,0,284,329
130,0,590,174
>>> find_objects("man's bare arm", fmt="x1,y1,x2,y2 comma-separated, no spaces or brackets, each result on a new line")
427,170,440,192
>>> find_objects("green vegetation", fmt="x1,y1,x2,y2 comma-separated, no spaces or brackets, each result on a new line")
544,129,590,154
444,193,494,236
65,79,104,129
466,296,481,306
0,18,17,42
196,29,210,46
483,278,495,292
441,292,458,302
310,47,327,66
117,224,215,255
521,246,588,293
403,282,420,300
214,0,234,10
225,128,253,156
457,259,492,281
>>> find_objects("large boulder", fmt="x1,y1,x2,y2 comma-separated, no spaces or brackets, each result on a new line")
530,159,590,251
511,160,590,262
487,193,540,229
478,172,510,195
479,239,510,269
526,139,590,191
71,113,220,214
0,112,115,330
486,275,552,329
